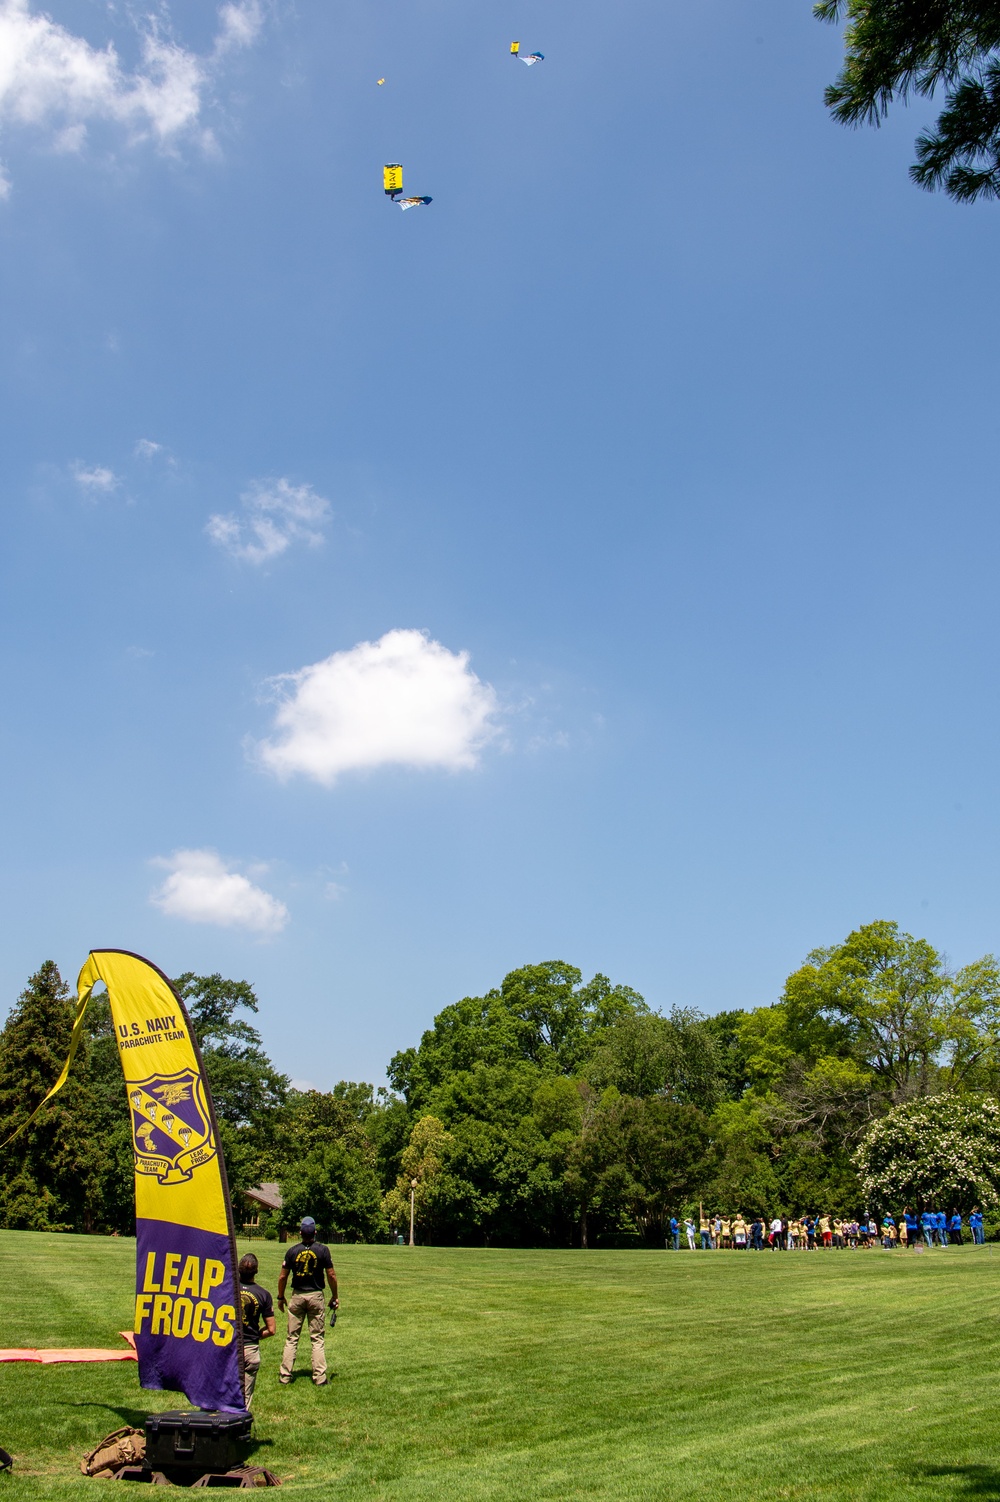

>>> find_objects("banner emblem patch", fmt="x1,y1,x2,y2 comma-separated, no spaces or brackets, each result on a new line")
130,1070,217,1184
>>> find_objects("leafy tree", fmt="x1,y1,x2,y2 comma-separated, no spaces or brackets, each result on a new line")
280,1141,387,1242
782,921,950,1099
816,0,1000,199
0,962,96,1231
565,1089,711,1245
172,973,289,1196
856,1093,1000,1210
706,1100,783,1217
388,962,647,1109
939,955,1000,1088
586,1008,721,1108
384,1115,453,1238
172,973,289,1130
701,1010,753,1101
764,1056,882,1151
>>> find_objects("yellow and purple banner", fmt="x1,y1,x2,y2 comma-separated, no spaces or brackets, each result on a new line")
73,950,245,1412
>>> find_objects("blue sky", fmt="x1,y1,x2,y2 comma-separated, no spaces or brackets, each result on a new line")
2,0,1000,1090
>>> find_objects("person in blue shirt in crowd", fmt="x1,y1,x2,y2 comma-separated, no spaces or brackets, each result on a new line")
668,1216,680,1250
904,1209,919,1247
936,1210,949,1246
970,1208,985,1245
921,1210,934,1248
948,1212,963,1246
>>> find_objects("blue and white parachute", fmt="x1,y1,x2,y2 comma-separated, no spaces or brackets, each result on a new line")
510,42,544,65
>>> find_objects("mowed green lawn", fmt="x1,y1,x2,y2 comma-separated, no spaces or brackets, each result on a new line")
1,1232,999,1499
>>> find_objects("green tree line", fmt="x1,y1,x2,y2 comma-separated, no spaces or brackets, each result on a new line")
4,920,1000,1244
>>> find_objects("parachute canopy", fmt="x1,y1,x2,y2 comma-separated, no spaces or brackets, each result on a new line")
510,41,520,57
383,163,403,197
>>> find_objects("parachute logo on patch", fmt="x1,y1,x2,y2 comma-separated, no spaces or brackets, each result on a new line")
130,1070,217,1185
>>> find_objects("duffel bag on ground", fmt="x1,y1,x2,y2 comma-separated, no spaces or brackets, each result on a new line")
80,1426,145,1477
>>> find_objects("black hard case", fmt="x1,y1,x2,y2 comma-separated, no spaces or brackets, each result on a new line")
144,1410,251,1471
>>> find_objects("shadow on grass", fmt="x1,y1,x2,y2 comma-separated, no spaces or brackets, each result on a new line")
914,1466,1000,1496
60,1401,151,1428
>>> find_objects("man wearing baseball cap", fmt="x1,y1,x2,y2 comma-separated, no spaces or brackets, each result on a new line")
277,1216,338,1386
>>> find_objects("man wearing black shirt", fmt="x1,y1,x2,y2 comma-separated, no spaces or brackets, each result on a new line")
277,1216,338,1386
239,1253,275,1410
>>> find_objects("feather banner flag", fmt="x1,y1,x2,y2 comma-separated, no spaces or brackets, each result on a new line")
1,949,244,1412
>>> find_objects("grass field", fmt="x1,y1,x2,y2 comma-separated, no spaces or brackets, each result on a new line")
1,1231,999,1499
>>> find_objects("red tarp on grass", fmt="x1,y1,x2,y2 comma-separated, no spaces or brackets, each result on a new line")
0,1332,137,1363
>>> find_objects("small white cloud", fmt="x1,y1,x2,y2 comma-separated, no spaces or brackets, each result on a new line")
53,120,85,153
151,848,288,935
134,437,161,458
254,628,500,786
72,461,119,493
207,477,330,565
214,1,264,56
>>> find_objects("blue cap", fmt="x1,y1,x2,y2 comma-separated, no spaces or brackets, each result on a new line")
300,1216,316,1232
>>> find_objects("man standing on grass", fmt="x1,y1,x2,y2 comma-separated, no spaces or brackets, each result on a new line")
239,1253,275,1410
971,1207,984,1245
277,1216,339,1387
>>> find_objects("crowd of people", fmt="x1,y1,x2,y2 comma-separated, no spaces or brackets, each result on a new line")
666,1208,987,1251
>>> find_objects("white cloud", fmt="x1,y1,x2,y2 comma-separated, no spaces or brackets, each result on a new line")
72,461,118,493
214,1,264,57
254,629,500,786
134,437,162,458
151,848,288,935
207,477,330,565
0,1,264,179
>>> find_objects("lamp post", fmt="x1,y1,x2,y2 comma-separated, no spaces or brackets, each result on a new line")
409,1179,418,1247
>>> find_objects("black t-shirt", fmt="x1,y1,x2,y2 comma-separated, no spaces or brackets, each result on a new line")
283,1240,333,1292
240,1282,274,1344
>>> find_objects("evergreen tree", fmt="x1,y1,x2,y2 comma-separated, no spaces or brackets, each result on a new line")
0,961,97,1231
817,0,1000,199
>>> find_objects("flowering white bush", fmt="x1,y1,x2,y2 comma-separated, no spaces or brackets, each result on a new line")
855,1094,1000,1209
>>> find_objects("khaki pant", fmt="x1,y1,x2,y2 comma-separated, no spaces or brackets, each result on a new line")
280,1291,327,1383
243,1343,261,1408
